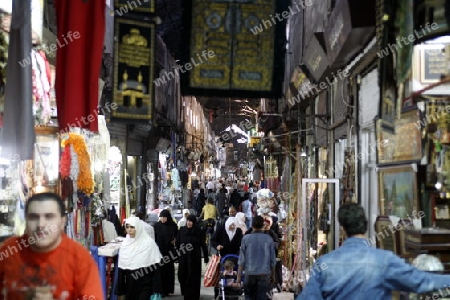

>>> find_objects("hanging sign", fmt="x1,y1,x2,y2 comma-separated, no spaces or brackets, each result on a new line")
182,0,286,98
112,18,155,122
114,0,155,14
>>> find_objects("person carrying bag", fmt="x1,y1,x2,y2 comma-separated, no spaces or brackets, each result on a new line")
204,251,221,287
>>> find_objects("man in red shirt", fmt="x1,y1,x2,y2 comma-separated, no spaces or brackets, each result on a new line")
0,193,103,300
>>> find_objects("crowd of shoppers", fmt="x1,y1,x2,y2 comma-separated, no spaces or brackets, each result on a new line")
9,187,450,300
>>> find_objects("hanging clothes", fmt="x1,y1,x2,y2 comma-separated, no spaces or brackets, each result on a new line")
171,168,180,189
31,49,52,124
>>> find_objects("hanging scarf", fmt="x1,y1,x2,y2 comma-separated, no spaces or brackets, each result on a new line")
225,217,237,241
118,217,162,270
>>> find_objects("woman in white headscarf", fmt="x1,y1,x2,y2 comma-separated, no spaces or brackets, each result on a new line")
115,216,163,299
235,212,248,234
177,209,190,228
210,216,244,299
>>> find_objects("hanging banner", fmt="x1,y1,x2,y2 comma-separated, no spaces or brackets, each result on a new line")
112,18,155,122
181,0,287,98
114,0,155,14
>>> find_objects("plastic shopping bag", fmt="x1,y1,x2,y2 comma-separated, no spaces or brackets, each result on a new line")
204,254,221,287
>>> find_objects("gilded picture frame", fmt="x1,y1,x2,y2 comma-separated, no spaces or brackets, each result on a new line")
378,164,418,218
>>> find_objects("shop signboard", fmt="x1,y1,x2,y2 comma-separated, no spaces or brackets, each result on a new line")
323,0,352,65
289,66,310,94
303,35,329,83
286,66,312,109
112,18,155,122
323,0,375,69
303,0,329,46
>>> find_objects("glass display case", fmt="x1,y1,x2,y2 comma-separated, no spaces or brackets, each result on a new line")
33,126,60,194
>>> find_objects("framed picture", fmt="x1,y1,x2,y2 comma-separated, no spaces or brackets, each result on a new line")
420,44,446,84
381,83,397,128
374,216,398,253
378,164,418,218
376,110,422,164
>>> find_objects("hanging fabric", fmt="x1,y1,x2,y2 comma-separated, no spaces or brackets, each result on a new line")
53,0,106,133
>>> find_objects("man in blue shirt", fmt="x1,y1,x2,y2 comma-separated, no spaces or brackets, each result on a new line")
297,203,450,300
237,215,276,300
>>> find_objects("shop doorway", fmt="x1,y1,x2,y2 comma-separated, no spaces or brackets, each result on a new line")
301,178,340,273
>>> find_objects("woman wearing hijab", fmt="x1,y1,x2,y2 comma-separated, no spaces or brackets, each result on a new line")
235,212,248,234
210,216,244,298
115,216,163,299
176,215,209,300
211,216,243,258
153,209,178,296
177,209,190,228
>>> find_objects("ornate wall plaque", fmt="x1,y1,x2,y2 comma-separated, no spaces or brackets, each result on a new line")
112,18,155,122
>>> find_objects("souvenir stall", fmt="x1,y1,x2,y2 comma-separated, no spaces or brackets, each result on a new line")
278,155,294,271
59,131,95,248
0,3,59,238
106,146,123,218
89,116,111,246
156,153,183,221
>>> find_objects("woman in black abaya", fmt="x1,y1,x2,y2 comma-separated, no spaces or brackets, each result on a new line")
176,215,209,300
153,209,178,296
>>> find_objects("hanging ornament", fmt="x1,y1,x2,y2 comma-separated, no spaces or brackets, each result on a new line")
60,133,95,194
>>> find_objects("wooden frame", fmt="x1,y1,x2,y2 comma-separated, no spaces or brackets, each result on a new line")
374,216,398,254
378,164,418,218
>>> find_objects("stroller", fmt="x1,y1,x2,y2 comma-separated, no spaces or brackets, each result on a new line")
217,254,245,300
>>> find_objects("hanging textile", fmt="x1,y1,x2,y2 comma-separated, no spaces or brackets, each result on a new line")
2,0,36,160
31,49,52,125
54,0,106,133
